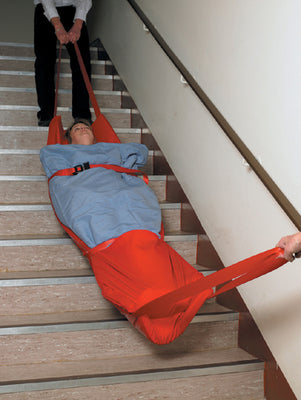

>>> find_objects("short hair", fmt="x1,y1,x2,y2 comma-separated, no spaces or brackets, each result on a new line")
65,118,92,144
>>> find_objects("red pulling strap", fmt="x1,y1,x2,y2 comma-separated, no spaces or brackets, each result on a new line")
135,246,287,318
53,41,99,118
74,42,101,118
49,163,149,184
53,43,62,118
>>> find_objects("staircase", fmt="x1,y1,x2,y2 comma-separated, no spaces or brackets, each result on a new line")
0,42,265,399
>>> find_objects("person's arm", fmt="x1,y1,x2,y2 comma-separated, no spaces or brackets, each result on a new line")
39,0,59,20
68,0,92,43
39,0,69,44
276,232,301,261
68,18,83,44
73,0,92,22
51,16,69,44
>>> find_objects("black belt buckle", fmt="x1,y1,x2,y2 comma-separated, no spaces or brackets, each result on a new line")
72,162,90,175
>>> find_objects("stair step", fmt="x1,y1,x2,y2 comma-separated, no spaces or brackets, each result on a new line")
0,203,182,235
0,42,101,59
0,127,149,149
0,174,167,203
0,71,121,91
0,321,246,384
0,277,232,326
0,147,154,175
0,56,112,75
0,43,35,58
0,263,212,280
0,368,264,398
0,233,199,272
0,105,143,129
0,88,133,109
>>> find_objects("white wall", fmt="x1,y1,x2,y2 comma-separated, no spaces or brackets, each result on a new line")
94,1,301,397
0,1,97,45
0,1,34,44
136,0,301,216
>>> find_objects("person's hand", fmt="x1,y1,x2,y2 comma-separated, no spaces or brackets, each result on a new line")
276,232,301,262
55,27,69,44
51,17,69,44
68,19,83,44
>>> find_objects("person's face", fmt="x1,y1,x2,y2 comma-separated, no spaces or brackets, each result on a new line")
70,123,96,145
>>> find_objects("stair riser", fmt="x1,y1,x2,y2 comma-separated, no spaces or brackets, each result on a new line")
0,240,197,272
0,110,132,129
1,283,222,326
0,320,239,383
0,131,142,150
0,60,108,75
0,208,180,236
0,179,166,204
0,92,124,109
0,154,154,175
0,370,264,400
0,76,115,91
0,46,100,59
0,244,90,272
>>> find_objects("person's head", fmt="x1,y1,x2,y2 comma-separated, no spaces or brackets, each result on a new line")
65,119,96,145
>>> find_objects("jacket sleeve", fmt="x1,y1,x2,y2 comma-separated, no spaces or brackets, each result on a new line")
74,0,92,22
39,0,59,21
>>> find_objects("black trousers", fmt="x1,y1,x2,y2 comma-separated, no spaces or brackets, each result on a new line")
34,4,91,121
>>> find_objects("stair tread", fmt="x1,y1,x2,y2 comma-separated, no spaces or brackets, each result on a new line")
0,344,259,385
0,370,265,398
0,304,234,328
0,230,198,241
0,277,232,326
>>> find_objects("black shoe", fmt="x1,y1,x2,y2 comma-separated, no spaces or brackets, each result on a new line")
38,118,52,127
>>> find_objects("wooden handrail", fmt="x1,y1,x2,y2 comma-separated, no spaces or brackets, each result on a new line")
127,0,301,230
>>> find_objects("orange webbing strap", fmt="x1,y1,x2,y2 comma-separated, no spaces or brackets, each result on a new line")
48,41,120,145
48,163,149,184
53,43,62,118
74,42,100,118
134,247,287,318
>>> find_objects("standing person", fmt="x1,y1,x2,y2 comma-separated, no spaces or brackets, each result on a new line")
34,0,92,127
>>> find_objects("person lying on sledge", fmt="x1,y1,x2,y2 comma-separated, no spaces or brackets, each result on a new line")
40,119,162,249
40,119,288,345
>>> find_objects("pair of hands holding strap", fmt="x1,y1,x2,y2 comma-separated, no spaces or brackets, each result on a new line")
52,17,83,44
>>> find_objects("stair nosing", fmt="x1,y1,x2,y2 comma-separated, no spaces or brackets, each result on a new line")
0,105,134,113
0,55,111,65
0,126,144,133
0,87,123,96
0,174,166,181
0,70,118,79
0,276,97,287
0,358,263,395
0,233,198,247
0,202,181,211
0,312,239,336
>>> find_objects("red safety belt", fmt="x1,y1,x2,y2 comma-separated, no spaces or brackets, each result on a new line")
49,162,149,184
